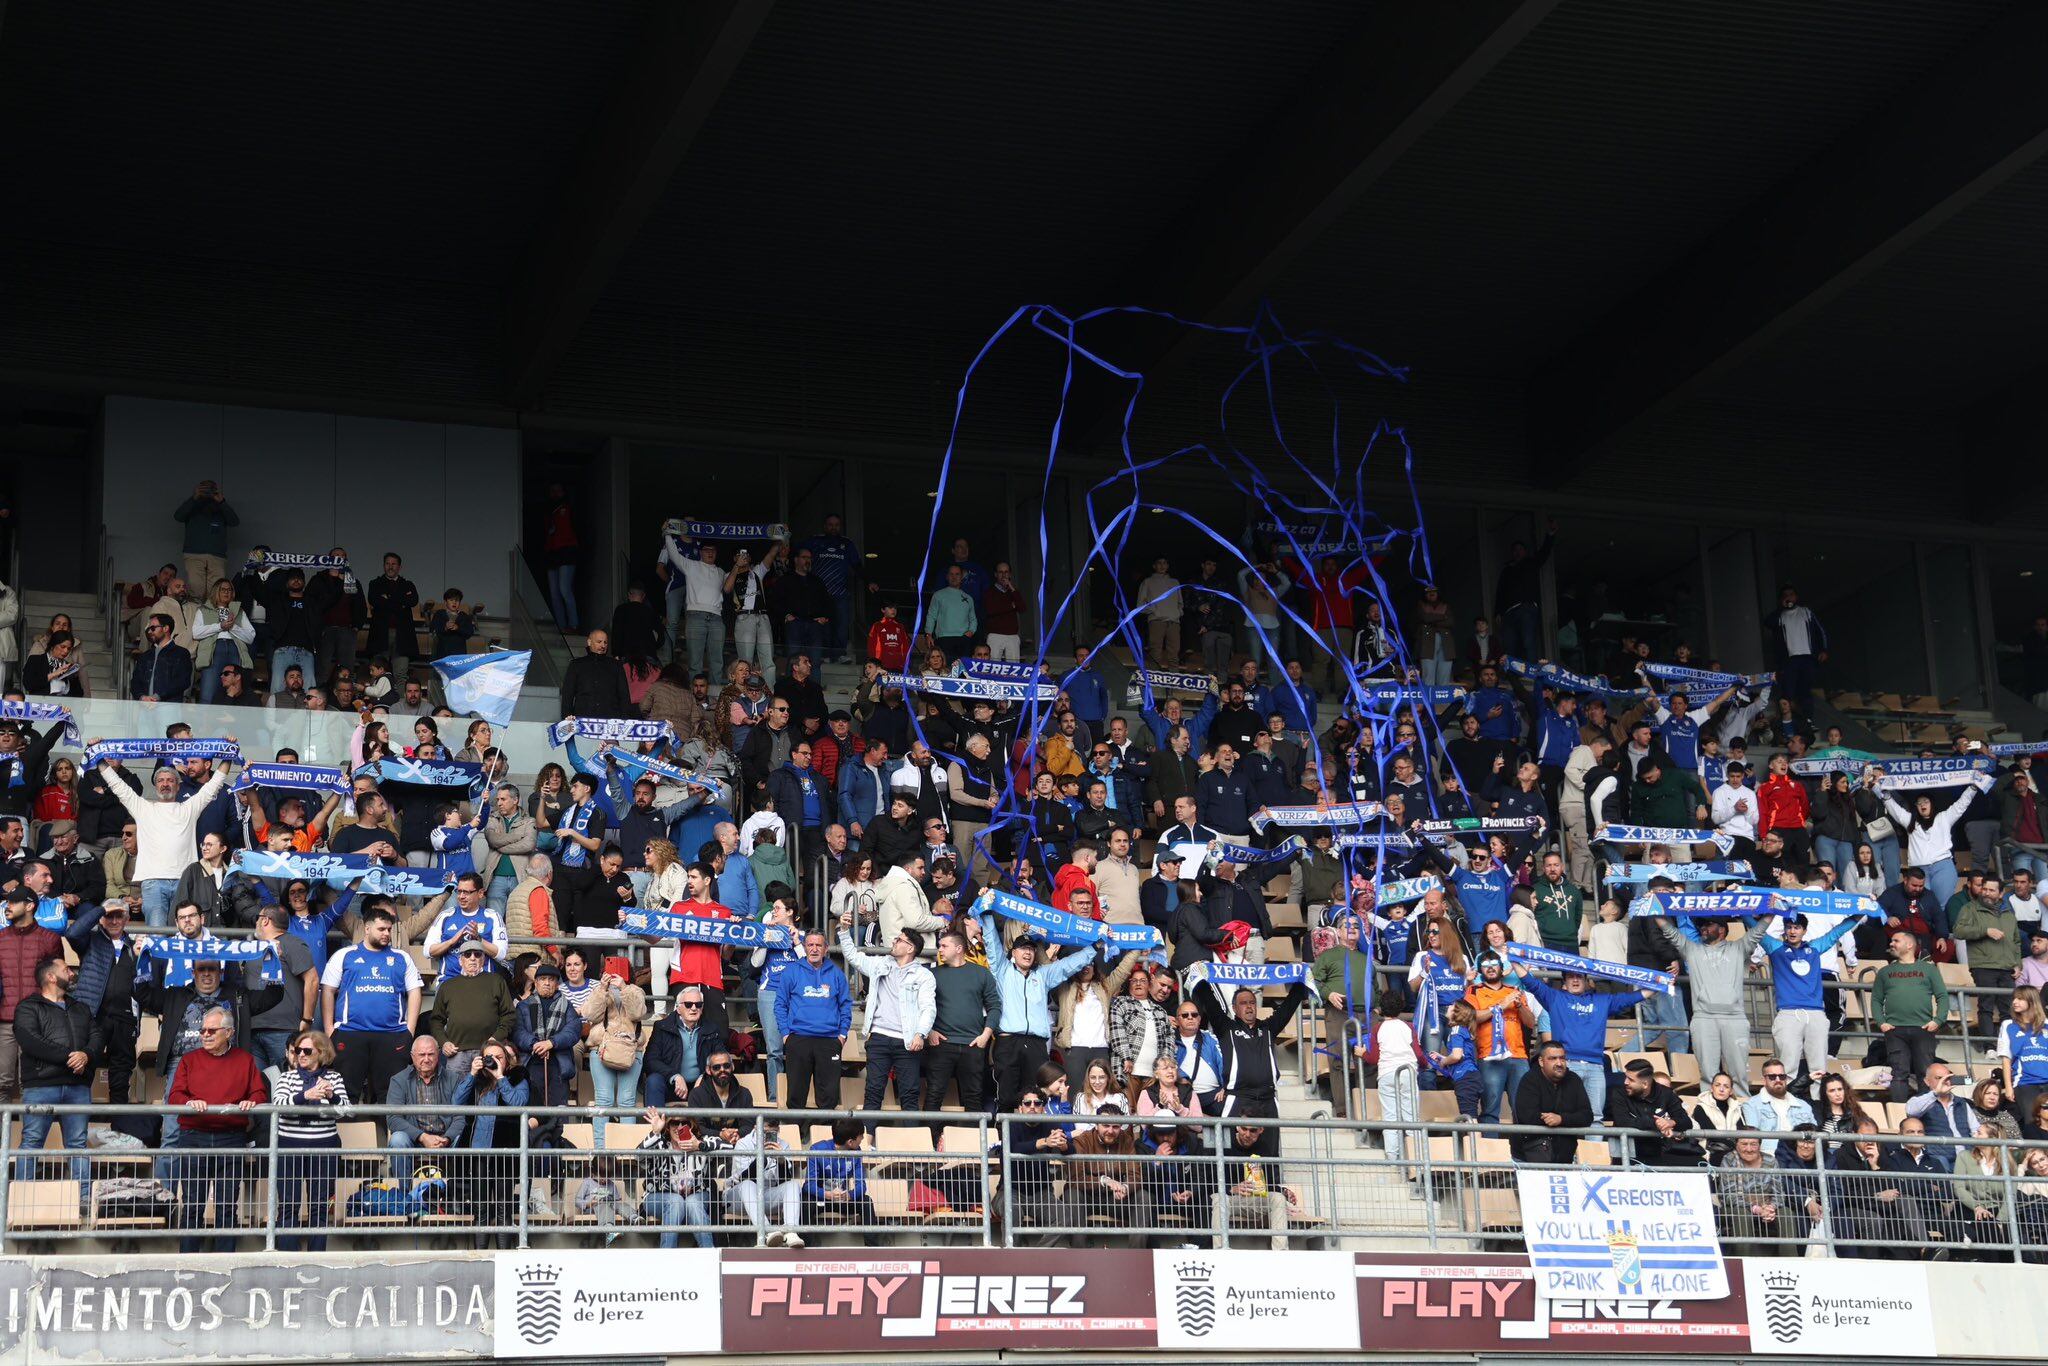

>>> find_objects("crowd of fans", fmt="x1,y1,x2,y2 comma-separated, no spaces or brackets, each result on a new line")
0,498,2044,1257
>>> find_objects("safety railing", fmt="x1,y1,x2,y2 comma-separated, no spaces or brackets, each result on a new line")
507,545,574,694
2,1104,2043,1258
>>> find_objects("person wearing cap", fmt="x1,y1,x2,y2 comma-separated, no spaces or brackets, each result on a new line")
838,910,936,1129
1522,962,1655,1120
430,943,516,1078
1141,847,1188,935
1752,910,1859,1099
1462,950,1536,1124
979,902,1098,1112
514,960,582,1116
2020,924,2048,993
37,820,104,910
63,898,143,1105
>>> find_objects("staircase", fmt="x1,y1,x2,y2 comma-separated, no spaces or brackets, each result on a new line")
21,590,118,697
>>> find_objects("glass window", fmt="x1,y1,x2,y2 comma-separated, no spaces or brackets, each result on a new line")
1768,532,1927,697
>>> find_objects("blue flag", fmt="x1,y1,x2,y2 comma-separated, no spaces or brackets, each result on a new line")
433,650,530,727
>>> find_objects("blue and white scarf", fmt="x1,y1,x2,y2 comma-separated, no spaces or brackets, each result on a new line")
1250,801,1384,832
1597,823,1738,854
1640,662,1774,691
1502,942,1675,995
1628,890,1776,919
1602,860,1753,884
881,672,1058,702
1500,657,1649,702
1868,757,1994,791
961,659,1047,686
1358,682,1466,708
1125,667,1213,696
975,887,1162,952
233,850,376,886
1375,876,1440,906
1748,886,1883,919
623,908,792,949
137,934,281,987
232,762,350,799
85,738,242,767
357,757,485,789
678,520,787,542
1333,832,1418,851
0,699,80,747
1203,838,1304,875
1248,520,1351,557
1192,960,1311,988
1988,742,2047,758
547,717,674,750
361,866,456,899
569,743,718,796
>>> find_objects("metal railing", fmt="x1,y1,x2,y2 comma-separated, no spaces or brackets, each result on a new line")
507,545,573,693
2,1103,2043,1259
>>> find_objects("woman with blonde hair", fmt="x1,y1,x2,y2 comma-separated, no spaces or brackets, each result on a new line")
270,1028,351,1251
191,576,255,704
579,959,648,1146
639,838,688,996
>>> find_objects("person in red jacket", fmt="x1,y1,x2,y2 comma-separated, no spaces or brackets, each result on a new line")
1051,845,1101,919
1756,752,1814,869
167,998,269,1252
0,888,64,1103
866,603,910,672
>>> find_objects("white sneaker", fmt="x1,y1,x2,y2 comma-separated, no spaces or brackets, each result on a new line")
763,1230,789,1248
783,1231,805,1249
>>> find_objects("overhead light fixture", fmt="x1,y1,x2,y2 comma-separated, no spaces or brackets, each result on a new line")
864,552,879,560
2023,570,2034,578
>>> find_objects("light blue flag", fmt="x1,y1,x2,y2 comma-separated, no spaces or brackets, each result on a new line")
433,650,531,727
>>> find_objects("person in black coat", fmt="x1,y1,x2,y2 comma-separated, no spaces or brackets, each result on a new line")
859,793,922,872
558,630,634,720
78,764,141,847
65,901,145,1109
1511,1042,1593,1164
363,554,423,663
607,585,665,667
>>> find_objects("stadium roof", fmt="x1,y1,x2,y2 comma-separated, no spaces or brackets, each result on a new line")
2,1,2042,516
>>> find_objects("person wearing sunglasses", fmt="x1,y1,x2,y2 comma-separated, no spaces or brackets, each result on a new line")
270,1028,350,1252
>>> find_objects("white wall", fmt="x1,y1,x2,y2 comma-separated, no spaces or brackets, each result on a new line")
103,396,519,610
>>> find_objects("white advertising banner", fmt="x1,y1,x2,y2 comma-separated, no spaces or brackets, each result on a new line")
493,1249,720,1357
1151,1251,1358,1350
1742,1259,1934,1356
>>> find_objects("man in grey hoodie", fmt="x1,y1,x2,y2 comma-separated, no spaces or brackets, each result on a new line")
1655,913,1753,1096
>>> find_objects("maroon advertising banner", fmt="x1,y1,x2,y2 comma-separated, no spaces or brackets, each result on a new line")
720,1249,1158,1354
1354,1253,1752,1353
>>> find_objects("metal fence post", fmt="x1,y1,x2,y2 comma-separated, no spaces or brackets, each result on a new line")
1814,1133,1835,1259
517,1115,531,1249
2000,1158,2025,1264
977,1115,992,1248
1211,1114,1230,1249
0,1106,12,1255
998,1117,1015,1248
264,1109,280,1252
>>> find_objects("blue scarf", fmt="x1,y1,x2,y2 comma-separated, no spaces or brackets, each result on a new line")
361,866,456,898
880,672,1058,702
138,934,282,987
233,762,350,799
1357,683,1466,708
1602,860,1753,884
1597,823,1737,855
1750,886,1883,919
1502,942,1674,995
356,757,484,789
623,908,792,949
547,717,674,749
243,551,349,575
233,850,376,886
567,742,718,795
1203,838,1305,875
86,738,242,767
1500,656,1649,702
1869,757,1994,790
1627,890,1775,918
0,699,80,747
1250,801,1384,832
1375,876,1440,906
1988,742,2047,758
1640,662,1773,690
960,659,1047,686
1195,960,1310,988
1334,832,1418,850
975,887,1163,952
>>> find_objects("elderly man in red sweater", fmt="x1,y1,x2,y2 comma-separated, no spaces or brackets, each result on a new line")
167,998,268,1253
0,886,65,1103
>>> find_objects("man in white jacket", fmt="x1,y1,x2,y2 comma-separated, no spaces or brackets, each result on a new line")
839,912,936,1131
875,854,947,954
1560,737,1609,893
100,739,236,929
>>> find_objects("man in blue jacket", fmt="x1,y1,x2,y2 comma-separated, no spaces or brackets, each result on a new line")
1060,647,1111,732
1463,665,1520,746
768,928,852,1112
835,741,895,845
1196,745,1254,839
1750,912,1858,1098
1521,966,1652,1118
